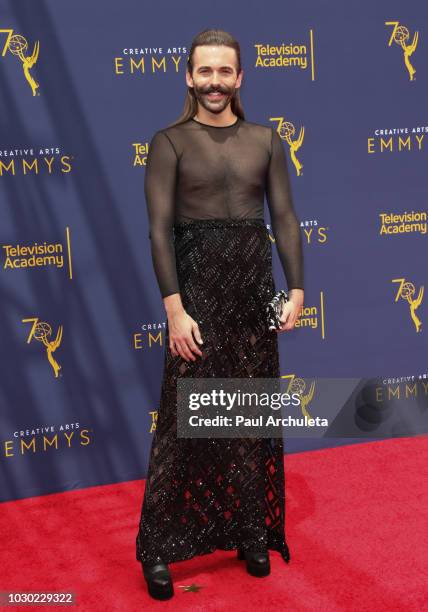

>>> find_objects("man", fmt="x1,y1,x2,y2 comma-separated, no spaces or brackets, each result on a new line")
137,29,304,601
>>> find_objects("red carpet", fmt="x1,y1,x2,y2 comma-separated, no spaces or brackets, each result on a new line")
1,437,426,611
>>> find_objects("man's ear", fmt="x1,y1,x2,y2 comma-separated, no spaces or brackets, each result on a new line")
185,71,194,89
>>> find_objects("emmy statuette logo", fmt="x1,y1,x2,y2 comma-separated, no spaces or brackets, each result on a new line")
392,278,424,333
0,29,40,95
385,21,418,81
282,374,316,420
270,116,304,176
22,317,63,377
149,411,157,434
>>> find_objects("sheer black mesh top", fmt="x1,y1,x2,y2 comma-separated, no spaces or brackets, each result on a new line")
144,116,304,298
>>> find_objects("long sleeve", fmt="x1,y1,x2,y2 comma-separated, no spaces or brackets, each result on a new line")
144,130,181,298
266,128,304,290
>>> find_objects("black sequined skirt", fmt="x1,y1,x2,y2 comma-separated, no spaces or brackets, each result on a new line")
136,218,290,565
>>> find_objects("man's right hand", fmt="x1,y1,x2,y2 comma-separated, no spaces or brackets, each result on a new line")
164,294,204,362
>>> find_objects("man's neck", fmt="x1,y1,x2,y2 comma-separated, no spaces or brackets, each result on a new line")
193,107,237,128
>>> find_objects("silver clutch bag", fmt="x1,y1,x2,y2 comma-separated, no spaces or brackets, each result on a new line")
266,289,289,331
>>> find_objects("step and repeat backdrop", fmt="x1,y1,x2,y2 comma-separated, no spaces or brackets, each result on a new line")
0,1,426,501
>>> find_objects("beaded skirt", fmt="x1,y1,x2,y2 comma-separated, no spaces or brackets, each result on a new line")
136,218,291,565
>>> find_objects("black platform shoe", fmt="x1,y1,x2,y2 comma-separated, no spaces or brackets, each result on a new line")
141,561,174,600
237,548,270,577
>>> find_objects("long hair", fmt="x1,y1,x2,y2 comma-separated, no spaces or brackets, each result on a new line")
167,29,245,128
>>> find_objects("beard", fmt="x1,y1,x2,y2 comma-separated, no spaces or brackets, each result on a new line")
192,83,236,114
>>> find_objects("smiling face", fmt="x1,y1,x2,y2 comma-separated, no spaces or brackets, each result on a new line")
186,45,243,115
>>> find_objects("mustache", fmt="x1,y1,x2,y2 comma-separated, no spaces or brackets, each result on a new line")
201,86,231,94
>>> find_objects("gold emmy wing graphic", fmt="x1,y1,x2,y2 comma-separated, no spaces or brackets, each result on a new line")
270,116,304,176
1,29,40,95
385,21,418,81
281,374,315,419
22,318,63,377
392,278,424,333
